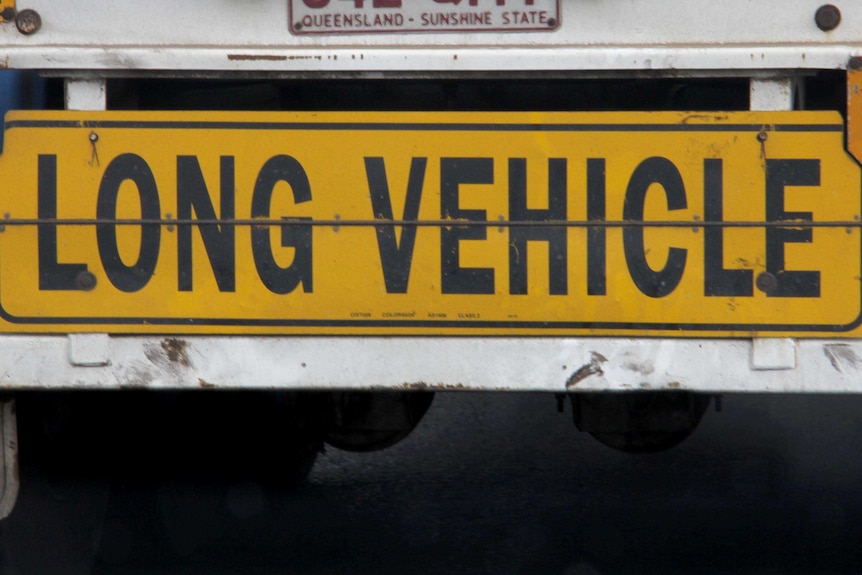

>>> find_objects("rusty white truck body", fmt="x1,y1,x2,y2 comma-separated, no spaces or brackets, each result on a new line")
0,0,860,529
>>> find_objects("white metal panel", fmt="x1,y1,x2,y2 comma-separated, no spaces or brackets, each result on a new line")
0,336,856,393
4,0,859,47
0,1,859,73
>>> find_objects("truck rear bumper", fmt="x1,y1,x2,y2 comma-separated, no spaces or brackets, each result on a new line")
0,334,855,393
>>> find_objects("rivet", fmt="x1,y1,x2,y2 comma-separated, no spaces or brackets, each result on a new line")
75,271,97,291
14,9,41,35
815,5,841,32
755,271,778,294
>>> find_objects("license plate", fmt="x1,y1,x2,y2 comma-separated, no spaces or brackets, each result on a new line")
288,0,560,34
1,110,860,336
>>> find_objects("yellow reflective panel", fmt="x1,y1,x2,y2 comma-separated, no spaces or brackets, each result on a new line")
0,110,859,336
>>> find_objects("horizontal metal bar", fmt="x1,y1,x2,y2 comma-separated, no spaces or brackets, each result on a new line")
0,335,860,393
2,46,860,75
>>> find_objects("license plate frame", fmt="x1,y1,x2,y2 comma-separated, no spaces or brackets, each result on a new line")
288,0,561,35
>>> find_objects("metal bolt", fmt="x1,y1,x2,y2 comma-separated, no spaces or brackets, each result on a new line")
547,18,557,28
1,7,16,21
89,132,99,143
755,271,778,294
75,271,97,291
14,9,41,35
757,130,768,142
850,57,862,71
294,22,303,31
815,4,841,32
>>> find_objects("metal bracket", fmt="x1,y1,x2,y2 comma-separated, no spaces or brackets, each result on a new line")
750,76,796,112
64,79,107,112
751,338,797,371
68,334,111,368
0,397,19,520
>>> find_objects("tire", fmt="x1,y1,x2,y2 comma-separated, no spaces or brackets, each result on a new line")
572,392,711,454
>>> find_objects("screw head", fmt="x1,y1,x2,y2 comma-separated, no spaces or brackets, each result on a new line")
815,4,841,32
75,271,97,291
0,7,16,21
756,272,778,294
850,57,862,70
14,9,41,35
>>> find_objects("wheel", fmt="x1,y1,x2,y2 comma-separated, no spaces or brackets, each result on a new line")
323,391,434,452
571,391,711,453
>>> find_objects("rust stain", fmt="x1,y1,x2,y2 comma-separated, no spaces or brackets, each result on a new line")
824,344,860,373
198,378,216,389
565,352,607,389
667,381,682,389
227,54,288,61
680,114,711,124
161,338,190,367
400,382,465,390
622,360,654,376
403,381,429,390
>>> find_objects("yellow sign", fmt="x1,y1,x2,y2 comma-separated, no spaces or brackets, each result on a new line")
0,110,859,336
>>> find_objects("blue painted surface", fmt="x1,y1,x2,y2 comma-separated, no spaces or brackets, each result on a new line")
0,70,46,149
